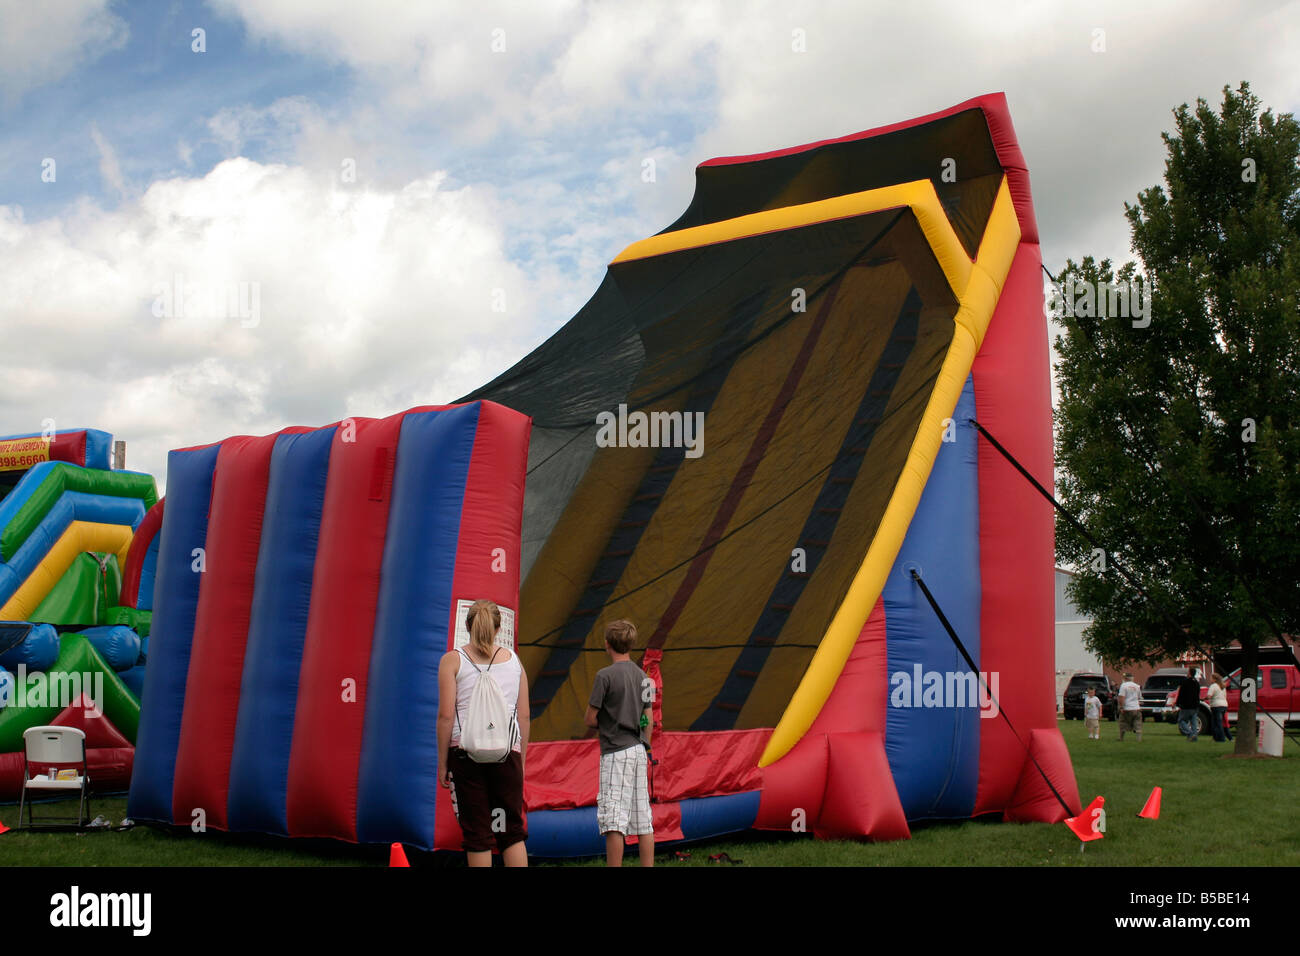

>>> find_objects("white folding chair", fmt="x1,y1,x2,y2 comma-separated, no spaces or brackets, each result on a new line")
18,726,90,829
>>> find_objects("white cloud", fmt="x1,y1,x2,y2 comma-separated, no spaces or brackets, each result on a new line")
89,123,127,199
207,96,318,156
209,0,582,136
5,0,1299,491
209,0,721,140
0,0,127,102
207,0,1300,273
691,0,1300,271
0,159,552,487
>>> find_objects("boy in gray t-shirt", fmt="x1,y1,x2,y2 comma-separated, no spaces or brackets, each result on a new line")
585,619,656,866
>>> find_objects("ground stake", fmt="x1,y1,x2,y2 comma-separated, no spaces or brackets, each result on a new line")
1064,795,1105,842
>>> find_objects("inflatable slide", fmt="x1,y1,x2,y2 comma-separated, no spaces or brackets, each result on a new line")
129,93,1079,855
465,92,1081,851
0,429,157,800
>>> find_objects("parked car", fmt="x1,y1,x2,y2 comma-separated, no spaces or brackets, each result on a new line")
1063,673,1116,720
1224,664,1299,727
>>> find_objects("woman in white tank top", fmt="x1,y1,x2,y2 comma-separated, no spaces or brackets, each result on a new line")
437,599,530,867
450,645,523,748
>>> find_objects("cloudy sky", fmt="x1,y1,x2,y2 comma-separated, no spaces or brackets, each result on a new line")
1,0,1297,487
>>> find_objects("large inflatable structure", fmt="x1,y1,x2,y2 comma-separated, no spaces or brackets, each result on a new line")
121,92,1078,854
467,92,1080,851
128,403,529,847
0,429,158,798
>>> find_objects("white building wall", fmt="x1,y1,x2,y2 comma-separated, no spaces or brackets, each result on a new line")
1054,568,1100,711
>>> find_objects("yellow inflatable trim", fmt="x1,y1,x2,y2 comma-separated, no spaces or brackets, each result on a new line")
760,178,1021,766
612,179,973,297
0,520,134,620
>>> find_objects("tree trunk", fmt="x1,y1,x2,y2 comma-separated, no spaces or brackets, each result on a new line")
1233,640,1258,756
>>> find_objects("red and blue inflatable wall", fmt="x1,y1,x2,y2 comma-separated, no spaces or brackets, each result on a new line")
0,428,112,473
127,401,530,849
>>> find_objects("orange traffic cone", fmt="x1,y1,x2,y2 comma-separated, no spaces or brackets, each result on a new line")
1137,786,1162,820
389,843,410,867
0,818,9,835
1064,795,1106,842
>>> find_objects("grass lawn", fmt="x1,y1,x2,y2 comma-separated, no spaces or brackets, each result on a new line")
1,718,1294,866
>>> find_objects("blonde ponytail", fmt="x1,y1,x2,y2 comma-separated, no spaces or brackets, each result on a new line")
466,599,501,656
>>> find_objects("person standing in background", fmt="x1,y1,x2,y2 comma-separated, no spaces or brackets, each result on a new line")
586,619,656,867
1176,666,1202,742
1083,686,1102,740
1206,672,1231,743
1116,672,1143,742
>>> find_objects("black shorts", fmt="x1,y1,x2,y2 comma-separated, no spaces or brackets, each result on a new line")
447,748,527,853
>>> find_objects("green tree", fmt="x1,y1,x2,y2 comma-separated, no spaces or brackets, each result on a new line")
1053,83,1300,754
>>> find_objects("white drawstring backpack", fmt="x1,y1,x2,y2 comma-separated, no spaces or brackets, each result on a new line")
456,647,518,763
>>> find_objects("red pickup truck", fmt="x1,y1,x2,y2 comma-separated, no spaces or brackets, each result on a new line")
1161,664,1300,732
1225,664,1299,727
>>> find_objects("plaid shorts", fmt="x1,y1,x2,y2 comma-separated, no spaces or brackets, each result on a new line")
597,744,653,837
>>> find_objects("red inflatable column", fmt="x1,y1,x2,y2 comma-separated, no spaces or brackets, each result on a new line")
287,416,402,842
971,242,1069,816
172,434,279,829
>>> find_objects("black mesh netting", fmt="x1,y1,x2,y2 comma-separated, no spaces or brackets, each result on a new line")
459,107,1006,740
